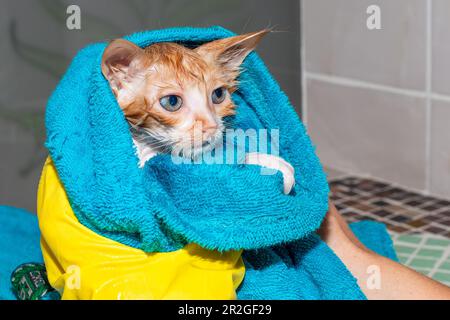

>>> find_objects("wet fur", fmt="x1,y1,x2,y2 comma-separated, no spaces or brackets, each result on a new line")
102,30,269,164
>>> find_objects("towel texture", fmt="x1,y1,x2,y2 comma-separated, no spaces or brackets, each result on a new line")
0,206,44,300
238,221,398,299
45,26,330,252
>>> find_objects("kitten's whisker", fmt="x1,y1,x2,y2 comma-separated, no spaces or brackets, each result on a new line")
141,139,171,149
132,133,172,149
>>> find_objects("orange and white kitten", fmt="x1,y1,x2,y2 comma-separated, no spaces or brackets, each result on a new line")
101,30,295,194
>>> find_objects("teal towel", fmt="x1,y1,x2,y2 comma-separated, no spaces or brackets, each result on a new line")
239,221,398,299
45,26,330,252
0,206,43,300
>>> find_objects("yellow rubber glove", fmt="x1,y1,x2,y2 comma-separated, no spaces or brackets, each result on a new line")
37,157,245,300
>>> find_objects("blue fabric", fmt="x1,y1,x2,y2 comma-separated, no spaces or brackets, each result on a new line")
351,220,398,261
0,205,397,300
45,26,330,252
0,206,43,300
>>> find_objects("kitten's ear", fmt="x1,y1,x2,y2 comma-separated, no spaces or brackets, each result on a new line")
101,39,144,94
195,29,270,71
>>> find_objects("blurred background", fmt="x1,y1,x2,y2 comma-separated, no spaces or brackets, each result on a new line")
305,0,450,200
303,0,450,286
1,0,449,287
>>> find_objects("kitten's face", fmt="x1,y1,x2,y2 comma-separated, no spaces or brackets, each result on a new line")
101,30,268,158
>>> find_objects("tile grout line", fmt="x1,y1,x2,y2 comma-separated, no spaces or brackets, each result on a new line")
304,72,450,104
330,174,450,206
430,92,450,103
306,1,450,201
395,243,448,252
424,0,433,194
328,168,450,202
341,194,448,279
305,72,426,98
429,238,450,277
342,200,449,236
339,202,434,235
391,233,450,280
404,233,429,266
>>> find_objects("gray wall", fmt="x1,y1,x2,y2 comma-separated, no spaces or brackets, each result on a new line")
303,0,450,199
0,0,301,212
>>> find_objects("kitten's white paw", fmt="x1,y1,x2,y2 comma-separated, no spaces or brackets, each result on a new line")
244,153,295,195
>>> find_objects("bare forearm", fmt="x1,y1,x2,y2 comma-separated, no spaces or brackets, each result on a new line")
319,202,450,300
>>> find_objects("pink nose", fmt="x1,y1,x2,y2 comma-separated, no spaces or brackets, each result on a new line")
193,120,217,135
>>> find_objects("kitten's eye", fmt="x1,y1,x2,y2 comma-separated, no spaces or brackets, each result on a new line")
211,87,227,104
159,95,183,112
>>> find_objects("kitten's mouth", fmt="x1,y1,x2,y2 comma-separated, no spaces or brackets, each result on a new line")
134,124,224,160
173,134,223,160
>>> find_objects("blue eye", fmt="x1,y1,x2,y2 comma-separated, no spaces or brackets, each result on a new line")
160,95,183,112
212,87,227,104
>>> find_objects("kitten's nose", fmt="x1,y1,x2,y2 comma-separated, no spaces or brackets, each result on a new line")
193,120,218,138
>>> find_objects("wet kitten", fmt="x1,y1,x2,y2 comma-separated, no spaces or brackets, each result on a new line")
101,30,295,194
